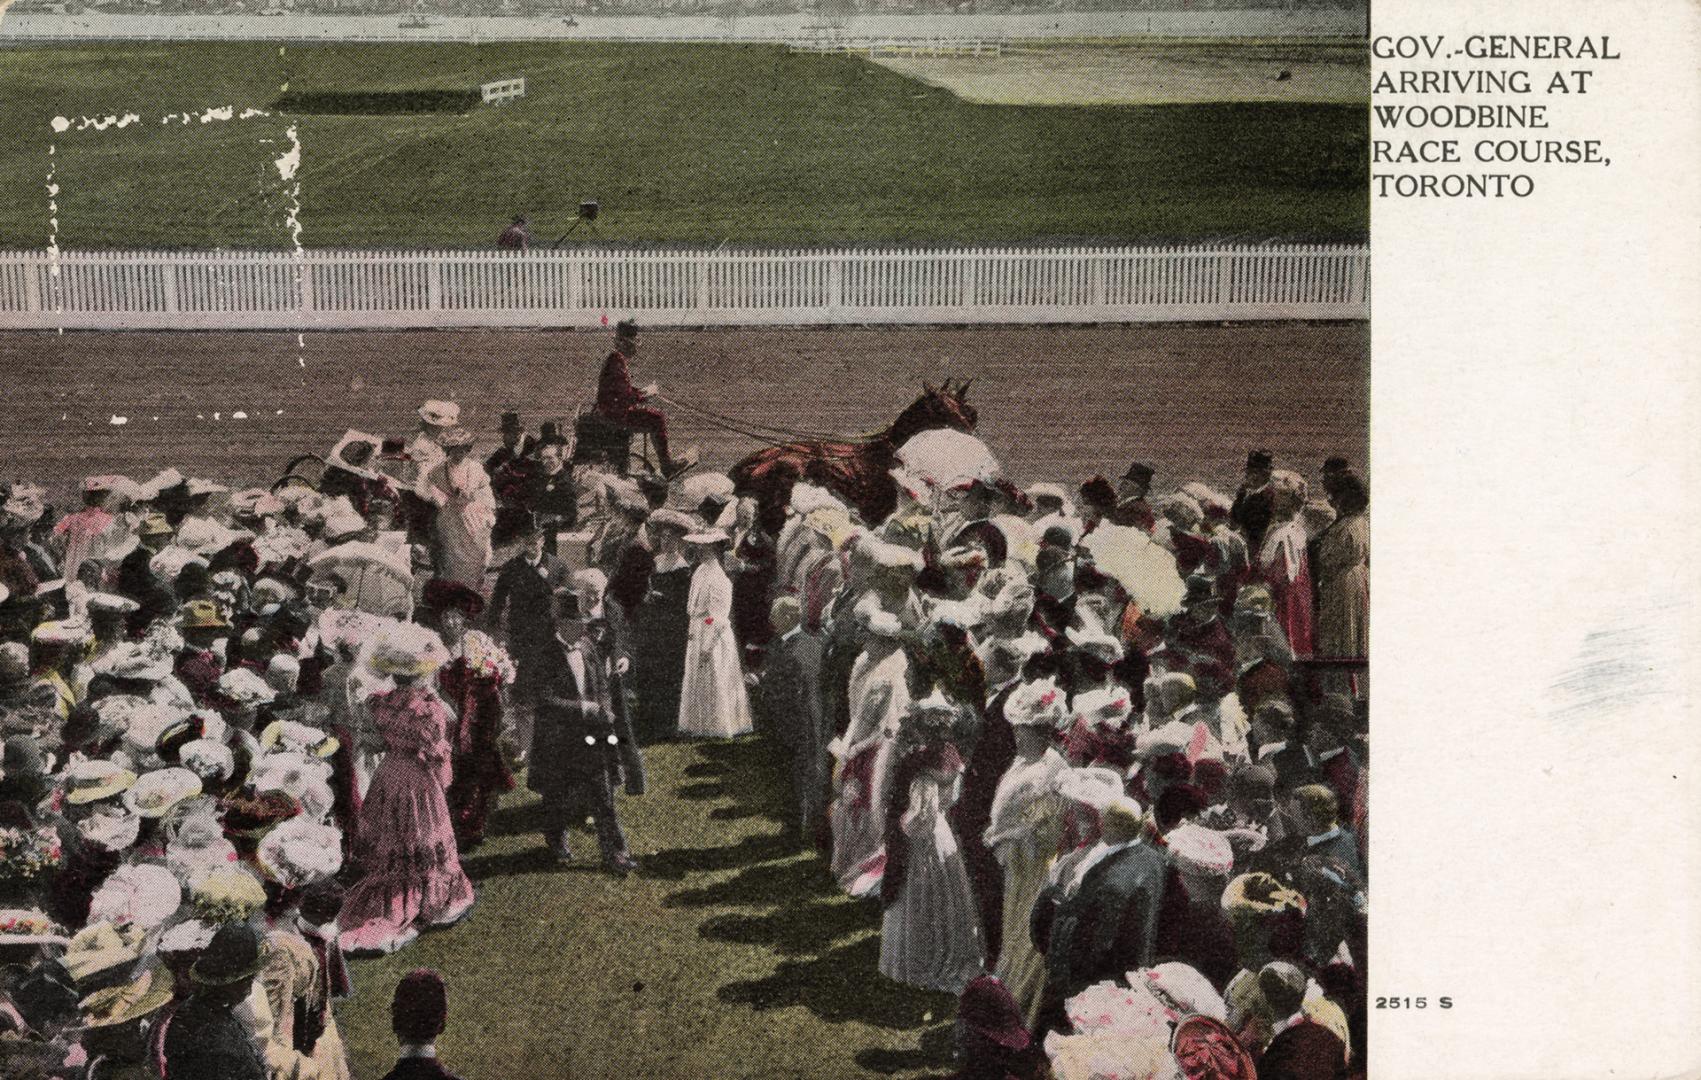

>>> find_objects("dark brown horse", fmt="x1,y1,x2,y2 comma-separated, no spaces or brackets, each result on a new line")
730,380,978,530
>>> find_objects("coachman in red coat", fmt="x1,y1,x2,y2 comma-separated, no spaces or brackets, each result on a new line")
594,320,682,475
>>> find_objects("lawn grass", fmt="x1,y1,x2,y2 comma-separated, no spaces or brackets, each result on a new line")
333,736,960,1079
0,41,1367,250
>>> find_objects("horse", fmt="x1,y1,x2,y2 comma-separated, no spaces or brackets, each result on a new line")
729,379,979,531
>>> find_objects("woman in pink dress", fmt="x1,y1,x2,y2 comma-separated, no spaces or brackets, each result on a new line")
338,622,475,955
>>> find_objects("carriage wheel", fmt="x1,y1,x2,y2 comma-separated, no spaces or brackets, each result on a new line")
272,454,327,494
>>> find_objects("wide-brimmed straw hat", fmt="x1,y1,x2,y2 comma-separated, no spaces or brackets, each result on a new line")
62,758,138,805
60,921,145,985
417,401,461,427
122,767,204,819
79,964,176,1028
367,622,449,678
259,719,340,759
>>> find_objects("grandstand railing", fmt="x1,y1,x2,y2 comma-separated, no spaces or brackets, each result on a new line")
0,245,1369,330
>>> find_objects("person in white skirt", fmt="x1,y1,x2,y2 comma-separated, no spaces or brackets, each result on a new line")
677,529,753,739
877,689,984,994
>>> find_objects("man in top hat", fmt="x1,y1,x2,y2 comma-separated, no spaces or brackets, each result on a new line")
522,440,580,545
487,521,570,764
1231,450,1278,555
528,587,639,874
381,969,464,1080
1110,461,1157,532
162,922,270,1080
593,320,693,478
486,411,537,477
486,411,542,549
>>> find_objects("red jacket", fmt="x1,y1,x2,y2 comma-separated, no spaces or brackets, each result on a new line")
595,349,644,416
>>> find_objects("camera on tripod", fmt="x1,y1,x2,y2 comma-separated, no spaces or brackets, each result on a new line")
553,200,602,247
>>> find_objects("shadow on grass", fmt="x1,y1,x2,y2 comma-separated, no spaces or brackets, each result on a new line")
484,796,550,839
664,852,832,908
682,760,731,779
698,896,873,955
459,843,606,880
853,1023,958,1076
692,738,793,825
717,934,958,1030
676,781,727,800
641,831,797,882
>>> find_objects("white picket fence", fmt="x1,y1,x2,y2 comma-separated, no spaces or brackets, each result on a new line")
479,77,526,105
0,245,1368,330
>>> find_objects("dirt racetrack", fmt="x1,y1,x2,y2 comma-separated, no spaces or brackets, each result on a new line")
1,323,1366,501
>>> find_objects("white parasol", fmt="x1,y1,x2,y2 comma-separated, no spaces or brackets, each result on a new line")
1079,523,1186,618
892,429,1001,493
677,471,736,503
309,542,414,618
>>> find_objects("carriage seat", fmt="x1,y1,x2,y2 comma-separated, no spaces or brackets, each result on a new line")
572,410,634,470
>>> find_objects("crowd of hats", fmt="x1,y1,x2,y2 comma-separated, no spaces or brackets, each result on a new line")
0,419,1367,1077
0,459,496,1072
758,450,1368,1080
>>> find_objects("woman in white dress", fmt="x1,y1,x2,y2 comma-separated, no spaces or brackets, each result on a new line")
983,677,1071,1025
677,530,753,739
422,428,496,596
878,691,983,994
828,610,910,891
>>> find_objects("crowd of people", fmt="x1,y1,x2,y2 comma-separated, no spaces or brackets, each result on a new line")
0,325,1369,1080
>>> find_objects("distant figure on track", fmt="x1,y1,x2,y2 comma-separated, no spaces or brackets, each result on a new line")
497,215,530,251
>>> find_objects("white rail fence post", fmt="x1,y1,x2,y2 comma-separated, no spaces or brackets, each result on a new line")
0,245,1368,329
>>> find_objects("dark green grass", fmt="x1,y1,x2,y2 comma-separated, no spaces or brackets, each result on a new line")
333,736,960,1079
0,42,1366,250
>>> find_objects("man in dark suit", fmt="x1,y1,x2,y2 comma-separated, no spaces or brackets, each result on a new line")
754,596,828,845
115,512,176,632
485,410,537,477
528,588,640,875
1029,797,1169,1036
949,659,1024,965
1230,449,1278,555
486,521,568,762
162,923,270,1080
380,968,465,1080
1110,460,1157,531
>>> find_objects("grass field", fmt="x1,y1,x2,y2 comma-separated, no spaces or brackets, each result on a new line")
332,736,962,1079
0,41,1367,250
874,39,1369,105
